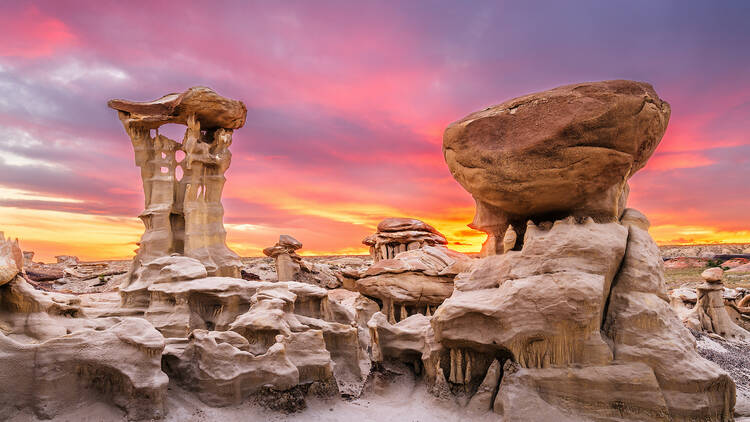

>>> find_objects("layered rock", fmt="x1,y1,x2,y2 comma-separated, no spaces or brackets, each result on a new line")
429,80,736,420
443,80,671,255
109,87,243,281
0,238,168,420
682,267,748,341
363,218,447,262
356,245,472,323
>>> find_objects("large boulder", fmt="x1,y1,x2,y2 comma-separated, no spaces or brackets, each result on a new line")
443,80,670,255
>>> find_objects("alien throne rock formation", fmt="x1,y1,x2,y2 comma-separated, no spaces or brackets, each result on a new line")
426,80,735,420
108,86,244,281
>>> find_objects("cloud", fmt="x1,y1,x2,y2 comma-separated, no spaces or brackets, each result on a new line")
0,1,748,260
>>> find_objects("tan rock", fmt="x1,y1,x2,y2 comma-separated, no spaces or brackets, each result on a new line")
433,218,627,367
108,86,246,130
0,313,168,420
702,267,724,282
163,329,298,406
110,87,243,283
363,218,447,262
604,208,736,419
0,233,22,286
356,246,472,323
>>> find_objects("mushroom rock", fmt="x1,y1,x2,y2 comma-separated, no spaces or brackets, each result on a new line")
435,81,735,420
443,80,670,256
263,235,304,281
363,218,447,262
356,245,472,323
109,87,243,283
684,266,748,341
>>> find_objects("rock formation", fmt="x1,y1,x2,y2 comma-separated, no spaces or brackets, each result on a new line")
356,245,472,323
3,81,744,421
363,218,447,261
0,235,169,420
443,80,671,256
684,268,748,341
405,80,735,420
264,235,303,281
109,87,243,281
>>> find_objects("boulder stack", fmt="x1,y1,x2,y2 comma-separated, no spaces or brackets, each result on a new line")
363,218,447,262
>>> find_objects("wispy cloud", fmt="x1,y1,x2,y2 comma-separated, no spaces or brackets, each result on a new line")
0,1,748,261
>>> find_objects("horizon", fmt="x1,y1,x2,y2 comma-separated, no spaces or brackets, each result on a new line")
1,1,749,262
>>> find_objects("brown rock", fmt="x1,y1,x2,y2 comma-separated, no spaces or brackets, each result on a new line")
701,267,724,283
108,86,247,130
443,80,670,255
363,218,447,262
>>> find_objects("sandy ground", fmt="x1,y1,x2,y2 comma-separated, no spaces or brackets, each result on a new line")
8,370,498,422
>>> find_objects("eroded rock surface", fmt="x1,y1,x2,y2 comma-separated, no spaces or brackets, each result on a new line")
357,245,472,323
363,218,447,262
110,87,243,281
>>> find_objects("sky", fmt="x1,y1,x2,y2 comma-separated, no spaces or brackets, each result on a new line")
0,1,749,262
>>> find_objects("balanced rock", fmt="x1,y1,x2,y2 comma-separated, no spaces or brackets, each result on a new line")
357,245,472,323
443,80,671,255
429,81,736,420
264,235,303,281
110,87,244,283
363,218,447,262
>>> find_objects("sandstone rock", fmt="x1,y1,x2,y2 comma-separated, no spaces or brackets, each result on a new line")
664,257,709,269
264,235,303,282
21,251,34,266
443,80,670,255
55,255,79,265
163,329,299,406
0,311,168,420
368,312,432,363
363,218,447,262
728,262,750,273
604,208,736,419
434,218,627,368
0,233,22,286
465,359,501,414
722,258,749,268
494,362,669,422
702,267,724,282
108,86,247,130
357,246,472,323
110,87,243,282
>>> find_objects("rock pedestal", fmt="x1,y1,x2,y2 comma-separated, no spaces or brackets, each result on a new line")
422,80,737,420
109,87,244,281
263,235,303,281
691,267,747,341
363,218,447,262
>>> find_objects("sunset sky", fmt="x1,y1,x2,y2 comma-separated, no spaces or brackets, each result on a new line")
1,1,749,262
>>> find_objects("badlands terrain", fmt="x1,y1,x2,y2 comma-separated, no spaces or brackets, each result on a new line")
2,81,749,421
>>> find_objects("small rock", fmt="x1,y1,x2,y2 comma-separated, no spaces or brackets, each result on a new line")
701,267,724,283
